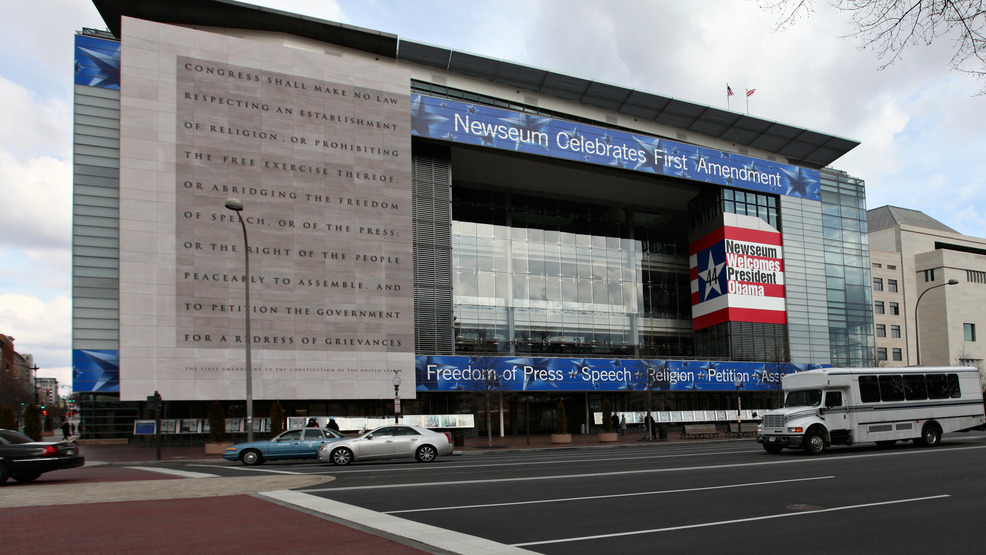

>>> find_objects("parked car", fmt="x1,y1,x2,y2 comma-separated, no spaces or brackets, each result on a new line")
0,429,85,485
318,425,453,465
222,427,345,465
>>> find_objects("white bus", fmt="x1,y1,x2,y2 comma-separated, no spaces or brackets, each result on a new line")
757,366,985,455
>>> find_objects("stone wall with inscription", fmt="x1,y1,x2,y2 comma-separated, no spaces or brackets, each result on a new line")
118,18,413,401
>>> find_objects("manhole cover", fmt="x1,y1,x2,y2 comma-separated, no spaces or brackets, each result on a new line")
787,504,823,511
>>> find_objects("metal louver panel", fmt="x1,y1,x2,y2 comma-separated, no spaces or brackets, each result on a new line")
412,145,454,354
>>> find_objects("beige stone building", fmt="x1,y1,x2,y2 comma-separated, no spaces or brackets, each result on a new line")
868,206,986,369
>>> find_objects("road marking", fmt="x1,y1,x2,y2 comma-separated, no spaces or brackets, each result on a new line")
191,464,308,475
307,448,752,475
307,443,986,492
132,467,217,478
511,494,951,547
262,490,534,554
386,476,834,514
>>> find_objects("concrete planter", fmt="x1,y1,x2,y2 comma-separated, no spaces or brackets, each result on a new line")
550,433,572,444
597,432,619,443
204,442,232,455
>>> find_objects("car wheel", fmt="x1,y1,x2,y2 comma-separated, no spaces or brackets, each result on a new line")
415,445,437,462
241,449,264,466
916,423,942,447
331,447,353,466
0,463,8,485
13,472,41,483
803,428,826,455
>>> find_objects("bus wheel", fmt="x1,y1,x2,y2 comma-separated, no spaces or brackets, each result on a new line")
803,429,826,455
916,423,942,447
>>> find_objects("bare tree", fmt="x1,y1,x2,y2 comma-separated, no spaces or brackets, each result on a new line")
465,354,506,448
763,341,791,409
760,0,986,91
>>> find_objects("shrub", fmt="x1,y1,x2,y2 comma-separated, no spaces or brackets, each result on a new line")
0,404,16,430
23,404,43,441
555,400,568,435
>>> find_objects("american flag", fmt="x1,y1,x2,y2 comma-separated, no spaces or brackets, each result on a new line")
727,84,735,97
746,88,756,97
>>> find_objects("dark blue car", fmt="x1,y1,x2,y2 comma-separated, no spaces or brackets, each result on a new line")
223,427,345,465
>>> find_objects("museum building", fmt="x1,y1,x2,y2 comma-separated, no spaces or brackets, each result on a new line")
73,0,874,439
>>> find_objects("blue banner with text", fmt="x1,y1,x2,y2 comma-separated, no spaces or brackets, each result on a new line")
416,355,822,393
411,94,820,200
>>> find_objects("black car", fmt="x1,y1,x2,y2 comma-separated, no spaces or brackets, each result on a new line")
0,429,85,485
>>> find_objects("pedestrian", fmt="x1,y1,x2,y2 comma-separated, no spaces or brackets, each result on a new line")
306,417,318,427
610,412,619,434
645,413,656,440
619,415,627,436
326,417,340,431
61,418,70,440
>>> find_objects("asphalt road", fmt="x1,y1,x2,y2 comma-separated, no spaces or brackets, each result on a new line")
190,433,986,554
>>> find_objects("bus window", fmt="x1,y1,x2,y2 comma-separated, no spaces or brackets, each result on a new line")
824,391,843,408
947,373,961,398
859,376,881,402
785,389,822,407
927,374,948,399
879,375,905,402
904,374,928,400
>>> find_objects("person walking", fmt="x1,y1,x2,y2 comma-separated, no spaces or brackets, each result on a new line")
327,417,340,431
610,412,620,434
60,418,71,440
619,415,627,436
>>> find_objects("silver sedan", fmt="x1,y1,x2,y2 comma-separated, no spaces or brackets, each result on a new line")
317,425,454,465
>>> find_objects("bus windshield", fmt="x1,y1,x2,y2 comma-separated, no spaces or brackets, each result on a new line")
785,389,822,407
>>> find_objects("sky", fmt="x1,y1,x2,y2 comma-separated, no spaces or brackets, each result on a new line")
1,0,984,392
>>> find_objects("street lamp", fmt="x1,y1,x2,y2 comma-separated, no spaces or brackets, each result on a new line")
224,197,254,442
392,370,402,424
733,376,743,437
914,278,959,366
30,364,39,405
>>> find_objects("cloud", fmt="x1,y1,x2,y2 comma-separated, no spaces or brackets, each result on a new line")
0,294,72,384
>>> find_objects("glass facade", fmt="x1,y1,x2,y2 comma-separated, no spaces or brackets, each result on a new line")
821,169,875,366
451,187,693,357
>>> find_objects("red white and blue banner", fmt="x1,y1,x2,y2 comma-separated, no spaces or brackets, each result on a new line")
690,214,786,330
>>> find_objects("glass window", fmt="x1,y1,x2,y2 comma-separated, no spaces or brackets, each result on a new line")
873,278,883,291
876,324,886,337
889,302,899,315
891,325,901,338
875,301,885,314
888,279,898,292
824,391,843,407
965,323,976,342
892,348,902,361
877,347,887,360
859,376,881,402
904,375,928,400
879,375,905,401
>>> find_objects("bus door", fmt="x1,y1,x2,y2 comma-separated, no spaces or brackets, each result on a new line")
822,390,851,444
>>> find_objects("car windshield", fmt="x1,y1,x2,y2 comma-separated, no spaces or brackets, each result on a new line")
784,389,822,407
